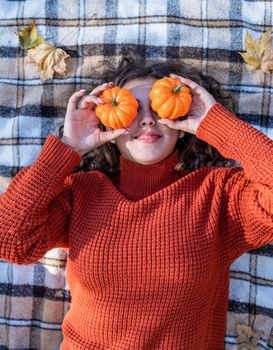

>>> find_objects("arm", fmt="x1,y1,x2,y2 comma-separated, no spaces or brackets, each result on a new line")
0,136,81,265
161,74,273,264
196,104,273,263
0,83,128,266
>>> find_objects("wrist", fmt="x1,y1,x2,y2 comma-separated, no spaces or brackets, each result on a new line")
205,102,218,116
60,136,83,157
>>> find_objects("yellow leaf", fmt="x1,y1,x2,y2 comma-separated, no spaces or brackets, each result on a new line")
261,47,273,73
238,52,260,69
259,30,273,55
238,30,273,73
26,43,70,81
17,21,44,50
245,32,258,55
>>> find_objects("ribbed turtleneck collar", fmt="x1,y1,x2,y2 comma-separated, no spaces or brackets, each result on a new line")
111,150,184,200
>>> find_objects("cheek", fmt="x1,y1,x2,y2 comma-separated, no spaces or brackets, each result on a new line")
164,129,180,142
115,135,130,151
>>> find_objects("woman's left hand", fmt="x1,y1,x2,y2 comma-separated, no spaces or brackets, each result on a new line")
158,73,217,135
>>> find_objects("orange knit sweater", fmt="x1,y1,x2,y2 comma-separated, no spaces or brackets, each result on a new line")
0,104,273,349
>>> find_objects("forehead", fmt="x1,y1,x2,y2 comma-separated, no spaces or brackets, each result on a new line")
123,77,157,99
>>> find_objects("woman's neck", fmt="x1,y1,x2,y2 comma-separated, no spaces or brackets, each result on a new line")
111,151,185,200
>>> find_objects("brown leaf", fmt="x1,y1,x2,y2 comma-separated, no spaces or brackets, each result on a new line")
236,323,262,350
26,43,70,80
261,47,273,73
17,20,44,50
259,30,272,55
238,30,273,73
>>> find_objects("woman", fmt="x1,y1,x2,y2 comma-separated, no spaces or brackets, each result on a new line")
0,53,272,349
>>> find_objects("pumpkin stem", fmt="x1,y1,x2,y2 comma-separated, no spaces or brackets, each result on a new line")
173,83,185,93
110,98,118,106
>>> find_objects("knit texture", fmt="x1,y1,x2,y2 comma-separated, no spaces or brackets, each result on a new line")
0,104,272,349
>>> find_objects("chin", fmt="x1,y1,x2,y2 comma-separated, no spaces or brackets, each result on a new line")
128,151,170,165
117,140,177,165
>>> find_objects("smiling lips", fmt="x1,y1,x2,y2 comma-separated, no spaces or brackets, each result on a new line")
134,132,162,143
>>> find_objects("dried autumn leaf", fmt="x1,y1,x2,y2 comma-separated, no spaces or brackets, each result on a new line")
236,323,262,350
17,20,44,50
261,46,273,73
239,52,260,70
238,30,273,73
26,43,70,81
258,30,272,55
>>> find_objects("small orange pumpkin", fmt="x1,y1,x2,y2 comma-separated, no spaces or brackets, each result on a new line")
149,77,192,119
95,87,138,129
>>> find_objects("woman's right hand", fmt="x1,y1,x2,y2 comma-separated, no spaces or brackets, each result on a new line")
62,82,128,157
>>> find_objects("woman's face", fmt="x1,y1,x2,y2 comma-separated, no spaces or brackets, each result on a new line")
114,76,185,165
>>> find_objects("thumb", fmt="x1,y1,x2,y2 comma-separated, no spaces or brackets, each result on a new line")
100,128,129,144
158,117,197,135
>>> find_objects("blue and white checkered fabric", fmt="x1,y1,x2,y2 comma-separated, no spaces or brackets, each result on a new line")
0,0,272,349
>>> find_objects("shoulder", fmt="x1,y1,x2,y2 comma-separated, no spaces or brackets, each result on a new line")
68,169,112,190
183,165,244,186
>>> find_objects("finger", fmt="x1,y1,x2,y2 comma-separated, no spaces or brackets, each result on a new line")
89,82,114,96
158,117,194,134
67,89,86,113
170,74,201,92
78,95,103,110
158,118,183,130
99,128,129,144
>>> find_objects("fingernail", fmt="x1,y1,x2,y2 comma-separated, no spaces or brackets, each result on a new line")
158,119,167,124
80,89,86,92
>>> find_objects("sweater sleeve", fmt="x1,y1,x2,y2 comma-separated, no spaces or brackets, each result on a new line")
0,135,81,265
196,103,273,264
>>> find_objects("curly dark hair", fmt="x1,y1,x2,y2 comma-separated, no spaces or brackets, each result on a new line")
59,47,234,176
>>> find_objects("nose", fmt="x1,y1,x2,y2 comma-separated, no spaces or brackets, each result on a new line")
138,111,156,127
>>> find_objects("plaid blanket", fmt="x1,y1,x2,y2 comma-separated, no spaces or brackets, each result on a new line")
0,0,272,349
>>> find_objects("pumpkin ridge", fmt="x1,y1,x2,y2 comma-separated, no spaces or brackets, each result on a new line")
171,99,184,119
115,109,130,127
118,104,137,118
158,95,176,118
